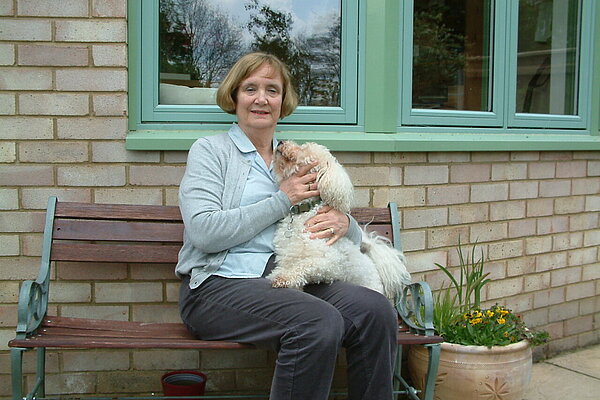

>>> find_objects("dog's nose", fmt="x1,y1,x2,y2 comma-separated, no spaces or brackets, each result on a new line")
276,140,286,153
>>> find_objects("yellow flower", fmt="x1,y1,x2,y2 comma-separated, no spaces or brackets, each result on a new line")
470,318,482,325
486,310,495,317
497,317,506,324
499,309,509,315
503,332,510,337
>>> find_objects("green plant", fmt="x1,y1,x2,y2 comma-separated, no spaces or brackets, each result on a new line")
433,240,549,347
432,283,460,338
433,239,490,337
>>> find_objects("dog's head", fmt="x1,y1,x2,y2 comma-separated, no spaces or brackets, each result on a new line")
274,140,312,181
274,140,354,213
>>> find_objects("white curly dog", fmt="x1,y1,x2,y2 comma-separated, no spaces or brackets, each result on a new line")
267,140,411,300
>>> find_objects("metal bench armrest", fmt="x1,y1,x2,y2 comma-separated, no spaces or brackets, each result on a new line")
15,279,48,339
14,197,57,339
396,281,437,337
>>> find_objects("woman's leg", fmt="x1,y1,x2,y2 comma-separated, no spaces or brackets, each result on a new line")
305,282,398,400
179,275,344,400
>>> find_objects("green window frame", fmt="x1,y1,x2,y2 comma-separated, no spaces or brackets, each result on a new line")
127,0,600,151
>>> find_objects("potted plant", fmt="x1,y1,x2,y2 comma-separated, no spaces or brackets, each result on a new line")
408,240,549,400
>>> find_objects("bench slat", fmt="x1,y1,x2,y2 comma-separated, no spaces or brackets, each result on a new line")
40,316,416,338
9,336,254,349
10,332,442,349
53,220,391,243
55,202,183,221
42,315,189,333
53,203,395,224
9,315,442,349
53,219,184,242
51,242,181,263
350,207,396,223
362,225,393,241
39,327,193,339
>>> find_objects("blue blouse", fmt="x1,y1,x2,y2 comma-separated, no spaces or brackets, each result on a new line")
214,127,279,278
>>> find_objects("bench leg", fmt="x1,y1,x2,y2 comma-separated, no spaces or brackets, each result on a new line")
11,347,46,400
421,343,441,400
393,344,422,400
11,348,24,400
392,344,403,400
34,347,46,399
393,343,441,400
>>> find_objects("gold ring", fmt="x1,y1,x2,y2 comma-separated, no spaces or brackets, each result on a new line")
307,184,311,191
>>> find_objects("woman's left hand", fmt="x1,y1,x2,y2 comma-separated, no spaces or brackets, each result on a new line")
305,205,349,245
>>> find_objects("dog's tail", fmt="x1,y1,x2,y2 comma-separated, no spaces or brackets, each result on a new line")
360,230,412,300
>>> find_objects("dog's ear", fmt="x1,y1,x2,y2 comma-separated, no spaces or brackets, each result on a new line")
317,159,354,214
278,142,297,163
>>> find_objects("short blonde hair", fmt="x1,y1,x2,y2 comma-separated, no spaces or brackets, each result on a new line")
216,52,299,118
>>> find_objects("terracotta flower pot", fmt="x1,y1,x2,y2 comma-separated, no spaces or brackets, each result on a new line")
408,340,532,400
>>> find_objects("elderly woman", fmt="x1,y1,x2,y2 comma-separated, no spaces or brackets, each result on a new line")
176,52,398,400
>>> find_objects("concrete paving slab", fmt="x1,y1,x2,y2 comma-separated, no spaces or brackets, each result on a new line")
524,362,600,400
545,345,600,379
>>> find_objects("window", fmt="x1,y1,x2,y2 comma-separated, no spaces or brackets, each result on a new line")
400,0,593,131
127,0,600,151
511,0,586,128
137,0,360,126
411,1,493,113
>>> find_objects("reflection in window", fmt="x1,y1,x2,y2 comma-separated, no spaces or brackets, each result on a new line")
158,0,342,107
412,0,492,112
516,0,580,115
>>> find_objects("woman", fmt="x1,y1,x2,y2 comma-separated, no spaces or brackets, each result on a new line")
177,52,398,400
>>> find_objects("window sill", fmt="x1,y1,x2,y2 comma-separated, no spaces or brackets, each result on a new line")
126,129,600,152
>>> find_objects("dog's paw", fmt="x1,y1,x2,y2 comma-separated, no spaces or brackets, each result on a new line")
271,276,292,288
271,275,306,290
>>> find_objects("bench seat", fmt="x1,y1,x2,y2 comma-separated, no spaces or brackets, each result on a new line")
11,315,442,349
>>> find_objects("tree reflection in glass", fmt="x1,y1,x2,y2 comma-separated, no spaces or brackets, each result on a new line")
158,0,342,107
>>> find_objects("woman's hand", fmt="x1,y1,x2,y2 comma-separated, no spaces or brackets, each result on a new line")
279,162,320,205
305,205,349,245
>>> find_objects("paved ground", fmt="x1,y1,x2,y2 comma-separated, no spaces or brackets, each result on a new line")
525,344,600,400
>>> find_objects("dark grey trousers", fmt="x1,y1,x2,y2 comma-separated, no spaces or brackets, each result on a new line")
179,258,398,400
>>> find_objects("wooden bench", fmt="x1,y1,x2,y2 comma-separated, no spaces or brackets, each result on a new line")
9,196,443,400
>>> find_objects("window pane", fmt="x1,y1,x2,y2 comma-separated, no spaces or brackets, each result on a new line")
516,0,580,115
412,0,493,111
158,0,342,107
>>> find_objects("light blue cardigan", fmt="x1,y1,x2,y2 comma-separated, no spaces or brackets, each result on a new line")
176,124,362,289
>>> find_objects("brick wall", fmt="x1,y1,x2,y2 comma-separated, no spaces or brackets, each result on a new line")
0,0,599,398
357,151,600,354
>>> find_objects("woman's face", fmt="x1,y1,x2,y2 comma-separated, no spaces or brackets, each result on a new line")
235,63,283,135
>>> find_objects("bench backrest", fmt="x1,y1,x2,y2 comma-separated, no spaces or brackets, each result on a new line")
47,198,401,264
35,198,442,339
